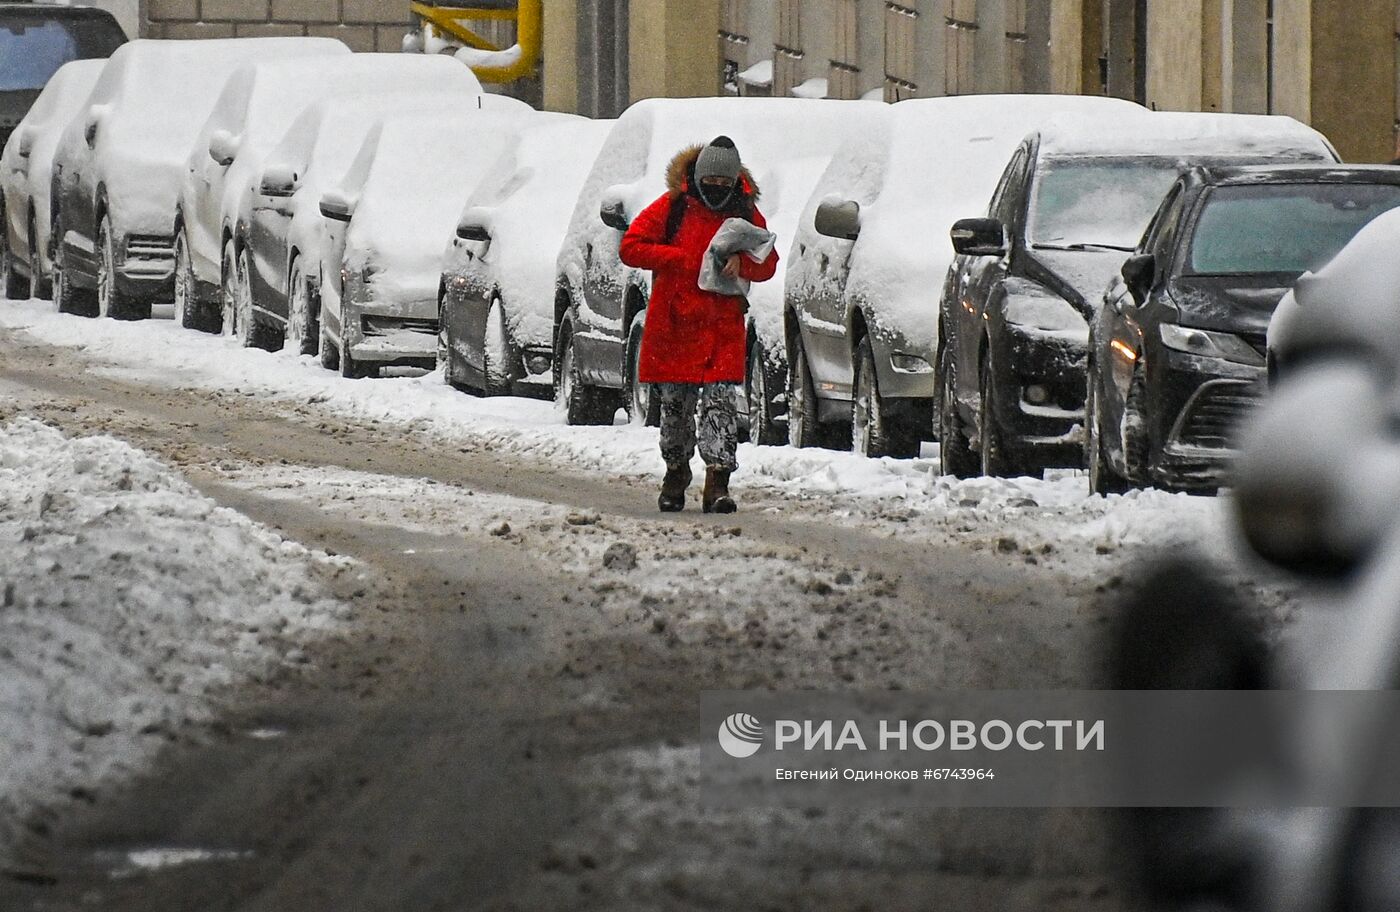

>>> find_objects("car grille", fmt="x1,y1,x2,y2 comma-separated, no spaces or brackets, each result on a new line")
362,316,437,336
1174,380,1262,450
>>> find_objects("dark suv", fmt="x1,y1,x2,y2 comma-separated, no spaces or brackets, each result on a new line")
1085,165,1400,494
936,113,1336,479
0,4,124,148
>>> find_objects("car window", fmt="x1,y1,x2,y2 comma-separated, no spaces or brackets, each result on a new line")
1027,156,1185,251
1138,183,1184,254
1187,182,1400,276
0,15,124,92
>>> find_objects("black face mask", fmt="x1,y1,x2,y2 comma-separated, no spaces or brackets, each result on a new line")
697,179,737,211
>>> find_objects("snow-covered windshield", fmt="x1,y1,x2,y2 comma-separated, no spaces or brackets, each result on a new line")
1188,182,1400,276
0,16,122,91
1028,157,1184,251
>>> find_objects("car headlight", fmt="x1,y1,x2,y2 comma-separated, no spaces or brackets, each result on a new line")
1159,324,1264,367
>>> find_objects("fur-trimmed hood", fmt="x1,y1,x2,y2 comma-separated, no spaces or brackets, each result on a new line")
665,144,760,201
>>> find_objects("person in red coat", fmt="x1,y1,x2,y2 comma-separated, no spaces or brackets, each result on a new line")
621,136,779,514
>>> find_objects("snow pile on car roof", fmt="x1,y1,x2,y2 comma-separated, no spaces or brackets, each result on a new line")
1036,111,1336,160
791,94,1145,352
338,103,536,305
0,419,350,861
454,115,614,349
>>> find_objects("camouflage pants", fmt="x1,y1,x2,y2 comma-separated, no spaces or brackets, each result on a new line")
657,383,740,472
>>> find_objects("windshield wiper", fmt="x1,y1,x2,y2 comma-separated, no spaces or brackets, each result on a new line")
1032,242,1136,253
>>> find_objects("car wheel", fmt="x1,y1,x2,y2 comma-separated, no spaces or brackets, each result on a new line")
52,225,94,317
220,241,237,336
97,216,148,320
439,292,470,391
3,223,29,300
624,312,658,425
172,228,208,331
1086,364,1132,496
234,246,278,351
285,260,318,356
852,335,920,459
29,213,50,300
978,353,1022,478
319,321,340,372
937,343,978,478
746,337,785,446
555,328,616,426
482,297,518,398
787,331,843,449
339,336,373,380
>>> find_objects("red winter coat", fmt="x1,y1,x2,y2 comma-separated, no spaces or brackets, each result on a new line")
619,145,779,385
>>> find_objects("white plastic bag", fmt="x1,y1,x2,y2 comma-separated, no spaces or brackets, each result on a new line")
698,218,776,297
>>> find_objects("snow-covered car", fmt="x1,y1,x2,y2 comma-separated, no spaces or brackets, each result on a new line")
179,52,479,339
245,85,493,357
553,96,885,428
785,94,1145,459
0,2,124,151
1,58,104,300
315,105,534,378
438,115,612,398
940,112,1337,479
1268,204,1400,381
48,37,346,320
1085,164,1400,495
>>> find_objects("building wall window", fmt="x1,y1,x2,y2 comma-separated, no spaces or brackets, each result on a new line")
774,0,804,96
885,1,919,99
944,0,977,95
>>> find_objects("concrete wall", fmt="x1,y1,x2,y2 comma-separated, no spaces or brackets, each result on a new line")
1309,0,1395,162
143,0,407,49
629,0,720,102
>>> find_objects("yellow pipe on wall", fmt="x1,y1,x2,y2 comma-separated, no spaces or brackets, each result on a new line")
409,0,542,84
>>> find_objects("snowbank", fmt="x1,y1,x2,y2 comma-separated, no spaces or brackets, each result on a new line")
0,301,1230,575
0,418,350,860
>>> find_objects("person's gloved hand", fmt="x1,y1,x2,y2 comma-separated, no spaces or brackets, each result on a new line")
722,254,742,279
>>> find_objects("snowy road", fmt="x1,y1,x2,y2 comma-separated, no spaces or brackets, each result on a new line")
0,307,1293,910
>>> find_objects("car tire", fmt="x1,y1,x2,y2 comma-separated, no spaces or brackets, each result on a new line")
234,247,278,351
852,335,920,459
96,216,148,320
978,353,1024,478
482,297,518,398
30,214,51,300
787,331,843,449
285,260,318,356
1086,364,1133,496
624,312,658,426
439,292,470,391
555,327,616,426
220,241,237,336
339,337,373,380
52,225,94,317
937,344,978,478
319,321,340,372
746,336,785,446
3,218,29,300
172,227,207,331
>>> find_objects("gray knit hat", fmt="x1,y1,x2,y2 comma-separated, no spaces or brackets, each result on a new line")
695,135,742,184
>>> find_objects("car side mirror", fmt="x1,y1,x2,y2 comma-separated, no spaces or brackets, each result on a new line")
15,126,35,159
457,222,491,242
319,189,356,223
599,200,629,232
83,105,110,148
259,162,298,197
814,197,861,241
950,218,1007,257
208,129,241,167
1121,253,1157,303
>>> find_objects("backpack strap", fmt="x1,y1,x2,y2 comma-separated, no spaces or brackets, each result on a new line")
663,193,688,244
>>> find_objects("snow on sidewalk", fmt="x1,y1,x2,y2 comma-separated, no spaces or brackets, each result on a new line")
0,418,352,861
0,300,1228,562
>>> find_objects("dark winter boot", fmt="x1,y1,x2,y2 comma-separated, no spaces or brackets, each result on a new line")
659,463,692,512
702,467,736,514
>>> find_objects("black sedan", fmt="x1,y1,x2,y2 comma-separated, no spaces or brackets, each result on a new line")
1086,165,1400,494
